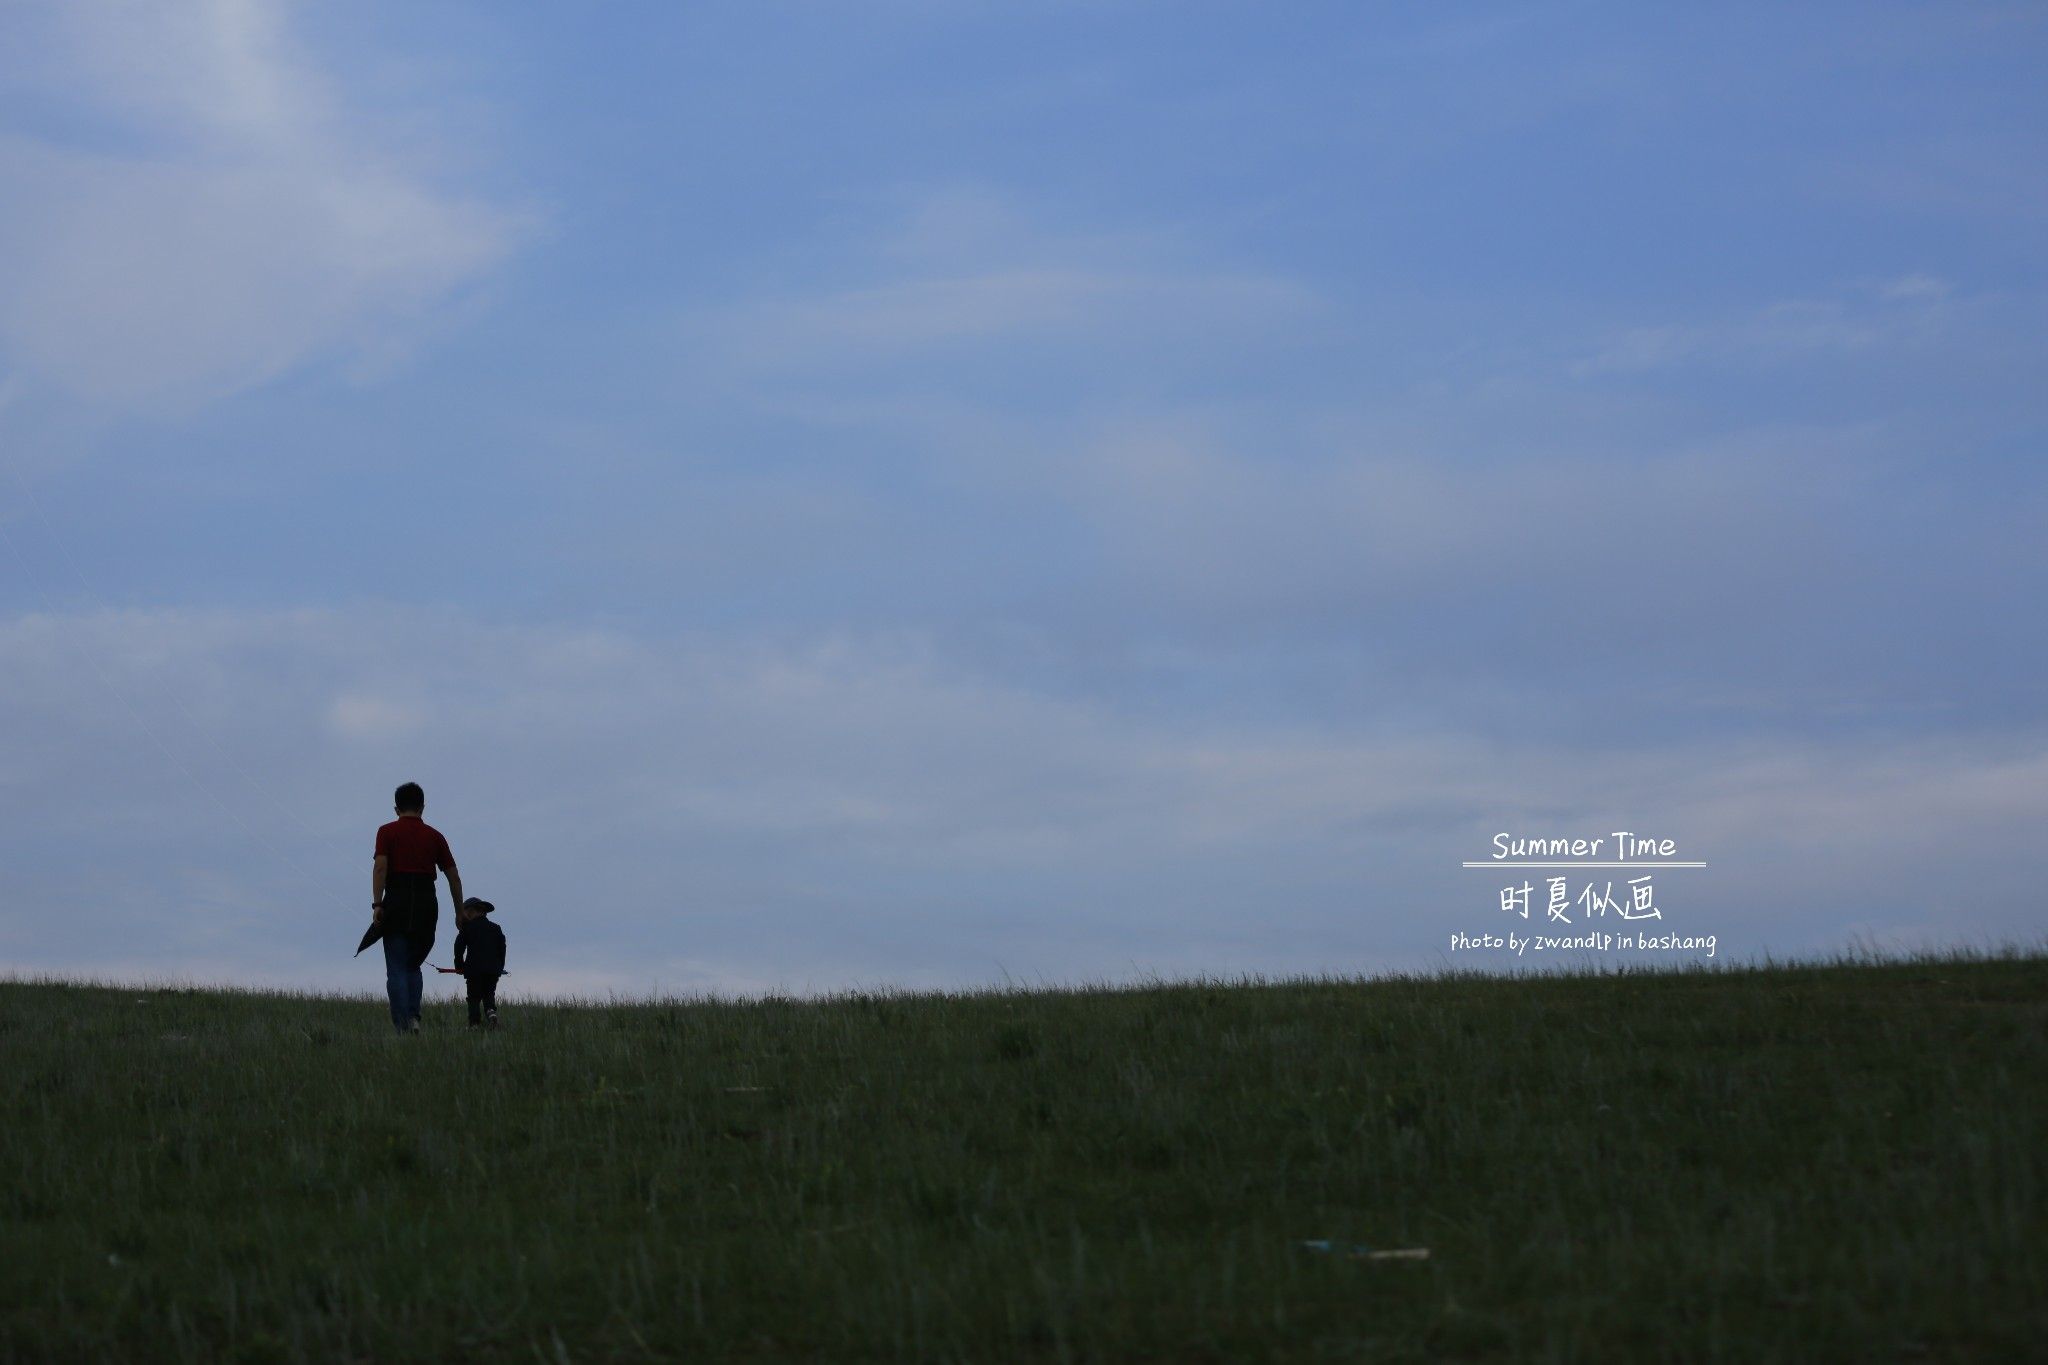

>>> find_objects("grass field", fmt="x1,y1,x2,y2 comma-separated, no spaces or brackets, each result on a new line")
1,951,2042,1362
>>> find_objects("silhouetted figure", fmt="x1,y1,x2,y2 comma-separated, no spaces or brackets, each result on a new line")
454,897,506,1030
371,782,462,1034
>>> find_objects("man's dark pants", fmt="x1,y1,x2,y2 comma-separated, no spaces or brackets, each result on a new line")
380,873,437,1032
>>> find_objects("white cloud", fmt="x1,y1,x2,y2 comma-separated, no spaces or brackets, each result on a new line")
0,603,2040,995
1571,277,1955,376
329,693,424,739
1059,416,1882,613
720,268,1310,361
1877,273,1951,302
688,188,1315,375
0,0,521,409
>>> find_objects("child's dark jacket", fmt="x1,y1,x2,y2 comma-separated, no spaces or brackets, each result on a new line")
454,918,507,978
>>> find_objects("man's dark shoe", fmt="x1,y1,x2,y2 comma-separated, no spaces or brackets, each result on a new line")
408,1017,422,1036
486,1009,499,1031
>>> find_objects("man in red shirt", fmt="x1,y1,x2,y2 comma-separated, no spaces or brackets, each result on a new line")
371,782,463,1034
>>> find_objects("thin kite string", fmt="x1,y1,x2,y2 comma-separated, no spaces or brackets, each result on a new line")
2,460,357,917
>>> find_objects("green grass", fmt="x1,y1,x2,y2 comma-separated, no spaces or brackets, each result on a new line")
1,951,2043,1362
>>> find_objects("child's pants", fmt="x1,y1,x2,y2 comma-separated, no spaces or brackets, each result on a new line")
466,974,499,1025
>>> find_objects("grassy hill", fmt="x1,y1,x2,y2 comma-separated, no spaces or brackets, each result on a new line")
2,952,2042,1362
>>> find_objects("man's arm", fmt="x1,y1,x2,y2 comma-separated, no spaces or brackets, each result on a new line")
372,854,388,922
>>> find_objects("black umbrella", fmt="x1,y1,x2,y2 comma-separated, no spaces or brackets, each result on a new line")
354,919,384,957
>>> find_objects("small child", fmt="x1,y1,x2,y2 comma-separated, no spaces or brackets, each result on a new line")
453,897,507,1029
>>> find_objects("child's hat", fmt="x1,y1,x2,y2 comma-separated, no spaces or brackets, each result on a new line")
462,898,497,915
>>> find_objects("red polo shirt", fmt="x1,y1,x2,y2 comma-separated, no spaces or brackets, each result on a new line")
375,816,457,879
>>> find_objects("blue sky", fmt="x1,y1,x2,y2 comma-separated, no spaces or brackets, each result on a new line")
2,1,2043,997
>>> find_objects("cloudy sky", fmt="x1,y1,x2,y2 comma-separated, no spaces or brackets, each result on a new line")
2,1,2042,998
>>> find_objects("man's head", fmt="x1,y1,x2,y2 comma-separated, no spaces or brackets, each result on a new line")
393,781,425,815
459,897,494,925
